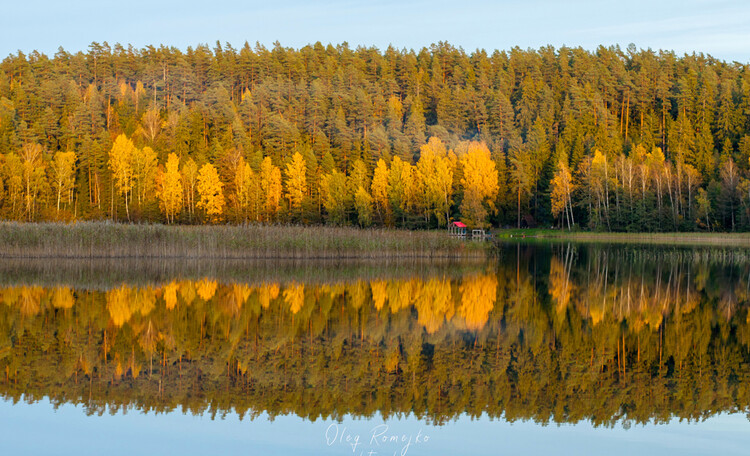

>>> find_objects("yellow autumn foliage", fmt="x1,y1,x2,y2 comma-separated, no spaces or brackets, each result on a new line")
196,279,218,301
284,283,305,314
163,281,179,310
458,274,497,331
51,286,75,309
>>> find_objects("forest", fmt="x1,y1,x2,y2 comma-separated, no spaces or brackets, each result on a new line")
1,41,750,230
2,244,750,425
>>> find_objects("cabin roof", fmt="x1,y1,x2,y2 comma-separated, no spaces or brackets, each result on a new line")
452,221,467,228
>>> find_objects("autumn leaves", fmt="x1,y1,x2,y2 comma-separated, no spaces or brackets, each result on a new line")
157,153,182,224
108,134,157,220
3,144,73,221
4,132,501,229
195,163,224,221
105,133,500,227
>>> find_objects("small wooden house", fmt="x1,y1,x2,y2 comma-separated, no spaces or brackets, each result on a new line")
448,221,467,237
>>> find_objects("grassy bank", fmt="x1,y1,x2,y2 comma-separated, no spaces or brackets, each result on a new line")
0,222,487,259
494,228,750,247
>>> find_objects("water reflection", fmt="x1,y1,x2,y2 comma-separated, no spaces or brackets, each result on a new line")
3,244,750,427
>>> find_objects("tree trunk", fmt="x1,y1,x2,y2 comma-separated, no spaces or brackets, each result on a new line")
125,191,130,221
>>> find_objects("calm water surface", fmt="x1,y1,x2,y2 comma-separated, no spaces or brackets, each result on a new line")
2,242,750,455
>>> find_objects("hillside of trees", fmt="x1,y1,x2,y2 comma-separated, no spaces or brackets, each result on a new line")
3,244,750,424
1,41,750,230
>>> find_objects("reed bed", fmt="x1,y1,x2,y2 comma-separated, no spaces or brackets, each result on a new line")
0,222,486,259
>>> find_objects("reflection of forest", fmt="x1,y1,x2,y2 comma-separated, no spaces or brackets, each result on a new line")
3,244,750,426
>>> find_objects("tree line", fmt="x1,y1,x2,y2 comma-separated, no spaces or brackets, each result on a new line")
2,41,750,229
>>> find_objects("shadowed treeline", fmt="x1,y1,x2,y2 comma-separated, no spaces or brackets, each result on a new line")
3,244,750,426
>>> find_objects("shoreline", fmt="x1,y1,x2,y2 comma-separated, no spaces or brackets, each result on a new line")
2,222,750,260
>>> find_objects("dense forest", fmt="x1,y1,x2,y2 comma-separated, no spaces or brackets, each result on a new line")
3,245,750,424
1,42,750,230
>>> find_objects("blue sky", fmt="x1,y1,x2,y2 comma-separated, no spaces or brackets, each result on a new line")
1,0,749,61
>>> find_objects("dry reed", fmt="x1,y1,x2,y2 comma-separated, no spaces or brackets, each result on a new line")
0,222,487,259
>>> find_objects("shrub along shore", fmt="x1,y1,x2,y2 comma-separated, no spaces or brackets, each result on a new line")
0,222,487,259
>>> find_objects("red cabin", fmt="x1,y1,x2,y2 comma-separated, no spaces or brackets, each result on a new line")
448,221,467,237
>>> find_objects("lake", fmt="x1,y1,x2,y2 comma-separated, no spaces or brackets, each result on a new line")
2,242,750,455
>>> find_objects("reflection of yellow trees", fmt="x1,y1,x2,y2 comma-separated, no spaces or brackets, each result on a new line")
133,287,156,317
163,281,179,310
107,286,133,327
223,284,252,316
0,287,20,307
565,260,706,333
19,286,45,316
1,286,45,316
1,256,743,347
196,279,217,301
51,286,74,309
458,274,497,331
179,280,196,305
624,279,665,333
548,257,574,314
415,278,453,334
258,283,280,309
4,253,750,425
580,261,609,326
371,280,387,311
347,281,369,310
388,280,415,313
284,283,305,314
322,283,346,301
234,283,253,305
106,285,156,327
